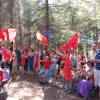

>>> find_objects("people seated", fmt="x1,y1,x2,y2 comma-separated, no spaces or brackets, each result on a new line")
77,61,94,99
39,56,52,85
63,62,85,93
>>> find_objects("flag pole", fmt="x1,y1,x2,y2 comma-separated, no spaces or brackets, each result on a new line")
11,42,15,52
48,46,56,52
48,46,62,56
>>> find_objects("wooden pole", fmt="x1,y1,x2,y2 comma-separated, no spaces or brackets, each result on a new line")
10,0,14,51
45,0,49,44
17,0,22,49
11,42,15,52
46,0,49,30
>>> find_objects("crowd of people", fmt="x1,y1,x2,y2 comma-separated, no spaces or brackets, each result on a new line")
0,41,100,99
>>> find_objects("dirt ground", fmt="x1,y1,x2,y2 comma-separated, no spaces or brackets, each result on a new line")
0,72,99,100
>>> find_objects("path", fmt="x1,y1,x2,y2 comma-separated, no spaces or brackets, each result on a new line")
0,73,99,100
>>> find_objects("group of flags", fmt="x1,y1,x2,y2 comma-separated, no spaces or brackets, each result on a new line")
36,31,78,51
0,28,78,82
36,31,78,82
0,28,17,61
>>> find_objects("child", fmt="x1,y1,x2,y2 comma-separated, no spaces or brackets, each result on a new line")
12,53,17,77
54,65,66,89
28,49,34,75
21,50,28,73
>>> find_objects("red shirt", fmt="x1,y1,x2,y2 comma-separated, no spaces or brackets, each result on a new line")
78,55,85,61
46,52,50,58
62,55,67,61
0,69,4,86
41,60,52,69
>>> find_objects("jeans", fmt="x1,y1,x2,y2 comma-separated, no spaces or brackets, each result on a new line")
17,58,21,71
24,61,28,71
67,76,83,91
39,69,49,83
28,60,34,71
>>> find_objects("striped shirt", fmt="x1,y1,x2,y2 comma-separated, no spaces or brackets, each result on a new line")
95,50,100,70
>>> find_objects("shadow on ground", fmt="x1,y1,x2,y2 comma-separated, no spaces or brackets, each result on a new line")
0,72,99,100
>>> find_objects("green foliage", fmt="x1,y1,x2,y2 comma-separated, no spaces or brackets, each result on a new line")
0,0,100,51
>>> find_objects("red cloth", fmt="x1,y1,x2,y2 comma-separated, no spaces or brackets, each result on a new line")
59,32,78,50
20,54,26,67
36,31,48,46
41,60,52,69
62,55,67,61
63,54,72,82
78,55,85,61
46,51,50,58
23,46,28,51
34,55,39,69
0,28,17,42
69,32,78,48
0,69,4,86
59,44,70,51
1,47,10,61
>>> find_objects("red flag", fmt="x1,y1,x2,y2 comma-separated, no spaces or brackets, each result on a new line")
69,32,78,48
59,32,78,50
23,46,28,51
1,47,10,61
0,28,17,42
63,54,72,82
36,31,48,46
0,69,4,86
20,55,26,67
0,29,8,41
34,55,39,69
59,44,67,51
7,28,17,42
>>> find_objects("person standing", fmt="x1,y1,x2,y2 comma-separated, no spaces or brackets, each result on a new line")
14,46,21,71
88,44,97,60
90,40,100,98
78,51,86,63
28,49,34,75
12,53,18,77
9,47,13,72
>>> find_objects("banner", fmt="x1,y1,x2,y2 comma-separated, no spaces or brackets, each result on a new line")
0,28,17,42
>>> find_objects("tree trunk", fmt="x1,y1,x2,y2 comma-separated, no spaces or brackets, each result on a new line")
17,0,23,49
46,0,49,30
10,0,14,51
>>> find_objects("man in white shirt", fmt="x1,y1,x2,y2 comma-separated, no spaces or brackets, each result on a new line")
90,41,100,98
88,44,97,60
85,44,97,71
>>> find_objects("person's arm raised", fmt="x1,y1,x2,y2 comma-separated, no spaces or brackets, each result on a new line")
56,48,63,56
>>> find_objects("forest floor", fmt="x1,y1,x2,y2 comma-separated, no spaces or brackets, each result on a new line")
0,72,99,100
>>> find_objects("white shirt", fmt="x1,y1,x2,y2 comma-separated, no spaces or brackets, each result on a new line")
88,50,97,60
52,54,57,62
